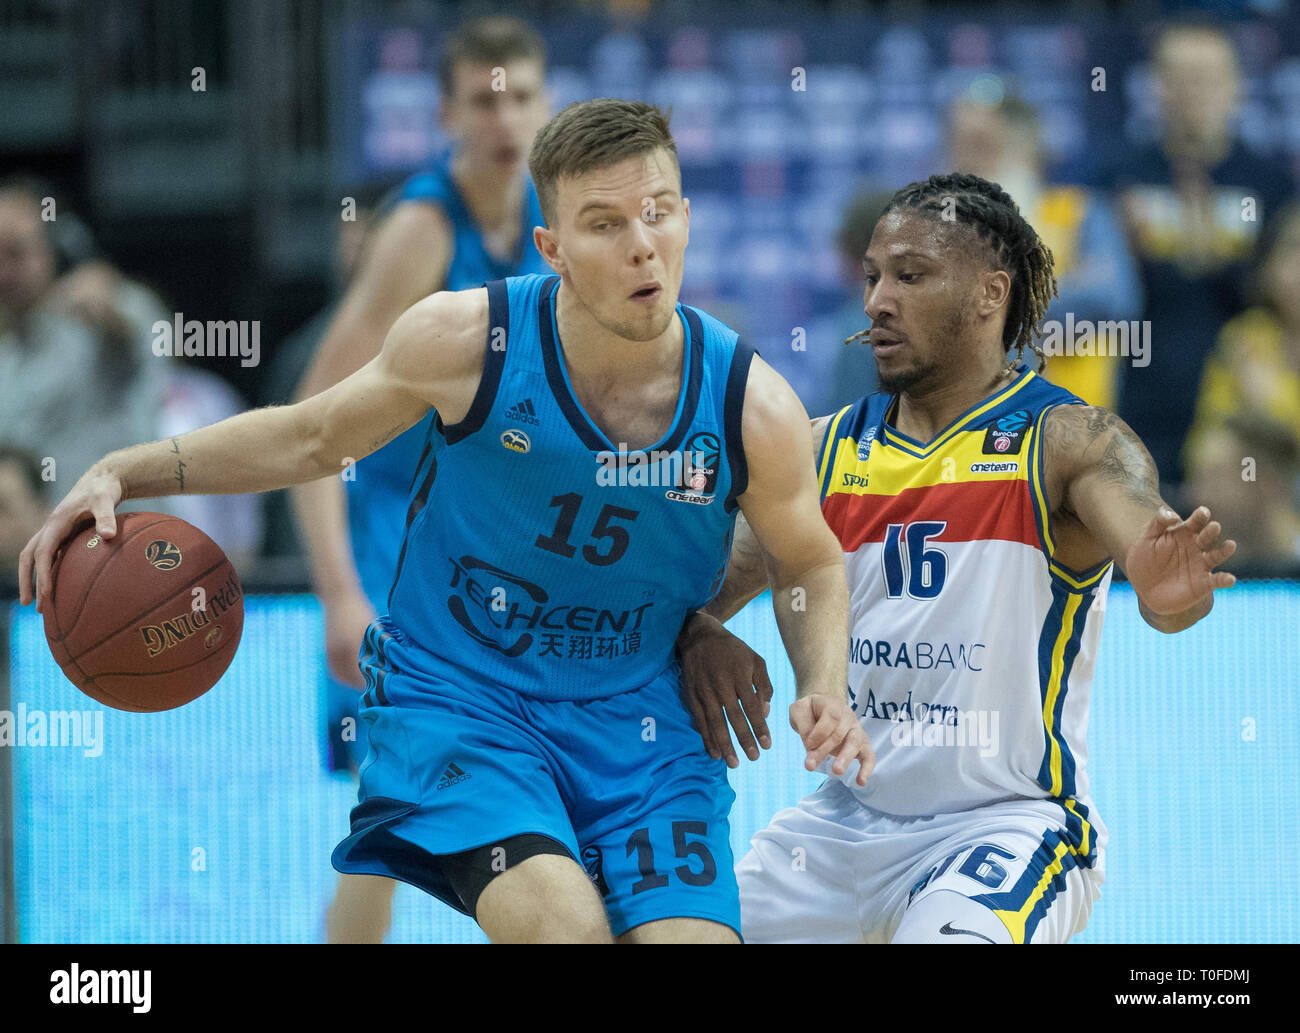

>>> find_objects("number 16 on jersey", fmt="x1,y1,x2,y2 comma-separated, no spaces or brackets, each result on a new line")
882,520,948,599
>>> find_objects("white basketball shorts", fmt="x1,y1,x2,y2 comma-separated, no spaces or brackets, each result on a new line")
736,778,1106,943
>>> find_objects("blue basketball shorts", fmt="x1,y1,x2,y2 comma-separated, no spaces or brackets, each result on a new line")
324,671,368,776
330,626,740,937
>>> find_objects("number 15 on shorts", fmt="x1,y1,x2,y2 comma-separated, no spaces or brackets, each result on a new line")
585,821,720,898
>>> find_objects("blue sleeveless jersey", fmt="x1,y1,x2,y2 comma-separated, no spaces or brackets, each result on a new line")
381,273,754,701
345,157,550,608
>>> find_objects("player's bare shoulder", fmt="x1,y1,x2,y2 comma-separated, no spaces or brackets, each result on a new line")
731,356,826,521
739,356,812,461
1041,402,1162,516
380,286,492,426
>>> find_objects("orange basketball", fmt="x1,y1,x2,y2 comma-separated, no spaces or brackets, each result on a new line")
42,511,244,712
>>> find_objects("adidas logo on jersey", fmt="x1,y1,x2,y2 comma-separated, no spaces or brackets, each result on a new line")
504,398,541,426
436,762,472,790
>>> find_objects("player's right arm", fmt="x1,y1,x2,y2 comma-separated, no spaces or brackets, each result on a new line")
694,412,835,623
677,410,853,770
18,288,487,613
287,201,452,684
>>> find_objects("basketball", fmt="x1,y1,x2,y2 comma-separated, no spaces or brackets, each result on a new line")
41,511,244,712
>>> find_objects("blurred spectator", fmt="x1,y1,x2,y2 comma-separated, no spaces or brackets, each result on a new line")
0,176,261,569
257,182,390,560
949,93,1142,409
0,444,51,589
1184,203,1300,573
47,260,263,571
0,177,166,495
1100,20,1294,498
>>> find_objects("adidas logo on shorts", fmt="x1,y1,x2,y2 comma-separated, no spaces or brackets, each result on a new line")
436,762,472,790
504,398,540,426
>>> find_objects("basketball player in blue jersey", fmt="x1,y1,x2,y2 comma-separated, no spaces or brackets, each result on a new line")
21,99,872,943
289,16,551,942
678,173,1237,943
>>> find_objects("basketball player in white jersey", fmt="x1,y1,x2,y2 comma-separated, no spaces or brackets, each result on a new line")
676,172,1237,943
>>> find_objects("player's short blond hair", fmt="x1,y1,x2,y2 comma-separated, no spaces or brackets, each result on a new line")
528,99,678,227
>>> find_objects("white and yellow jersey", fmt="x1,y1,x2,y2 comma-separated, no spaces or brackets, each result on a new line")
817,366,1107,860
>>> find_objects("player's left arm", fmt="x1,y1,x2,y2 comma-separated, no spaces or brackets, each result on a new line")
730,359,871,783
1044,404,1236,633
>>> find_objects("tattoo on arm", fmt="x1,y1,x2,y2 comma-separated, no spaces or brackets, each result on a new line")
1050,405,1163,510
367,422,407,452
170,437,186,492
1087,411,1162,506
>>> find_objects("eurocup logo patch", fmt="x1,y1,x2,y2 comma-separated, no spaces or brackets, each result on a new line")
682,431,720,493
982,409,1031,456
666,431,720,505
145,539,183,570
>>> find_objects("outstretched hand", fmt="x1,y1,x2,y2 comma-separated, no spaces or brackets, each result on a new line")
1125,505,1236,617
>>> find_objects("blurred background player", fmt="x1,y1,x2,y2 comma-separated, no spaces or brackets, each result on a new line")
681,173,1236,943
287,15,551,943
259,181,390,562
947,91,1141,410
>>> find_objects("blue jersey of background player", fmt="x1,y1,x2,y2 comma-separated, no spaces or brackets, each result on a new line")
294,19,550,698
289,16,551,943
344,160,549,615
332,158,549,772
21,98,871,944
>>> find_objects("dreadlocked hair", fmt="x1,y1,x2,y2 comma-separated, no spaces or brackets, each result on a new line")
878,172,1058,375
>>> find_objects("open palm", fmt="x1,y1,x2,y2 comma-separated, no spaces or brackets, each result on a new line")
1125,506,1236,616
